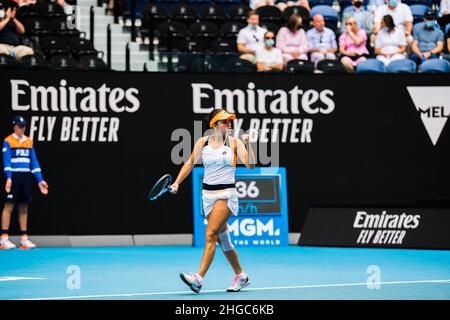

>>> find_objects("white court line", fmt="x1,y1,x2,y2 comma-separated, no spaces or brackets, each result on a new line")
18,279,450,300
0,277,46,282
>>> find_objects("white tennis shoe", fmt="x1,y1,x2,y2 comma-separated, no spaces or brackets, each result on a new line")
0,239,16,250
227,273,251,292
180,272,203,293
19,239,36,249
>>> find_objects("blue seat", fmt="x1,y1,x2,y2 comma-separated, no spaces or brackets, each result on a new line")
311,5,339,31
410,4,431,24
311,5,339,19
445,23,450,35
420,58,450,73
356,58,386,73
386,59,417,73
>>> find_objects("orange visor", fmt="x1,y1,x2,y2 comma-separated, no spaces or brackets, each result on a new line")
209,110,236,128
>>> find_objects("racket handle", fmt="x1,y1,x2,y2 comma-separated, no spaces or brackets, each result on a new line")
168,185,177,194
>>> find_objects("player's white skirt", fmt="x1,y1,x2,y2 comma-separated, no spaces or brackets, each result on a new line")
202,188,239,218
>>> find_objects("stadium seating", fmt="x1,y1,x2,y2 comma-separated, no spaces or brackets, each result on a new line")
285,59,315,74
386,59,417,73
256,5,283,25
356,59,386,73
410,4,431,24
420,59,450,73
199,4,227,27
224,56,257,72
310,5,339,31
316,59,347,73
4,0,107,70
0,54,19,69
3,0,449,73
20,54,49,70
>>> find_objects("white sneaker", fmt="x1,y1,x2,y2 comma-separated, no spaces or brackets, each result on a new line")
19,239,36,249
180,272,203,293
0,239,16,250
227,273,251,292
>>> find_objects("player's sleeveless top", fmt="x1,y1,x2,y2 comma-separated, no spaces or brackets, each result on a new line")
201,135,237,190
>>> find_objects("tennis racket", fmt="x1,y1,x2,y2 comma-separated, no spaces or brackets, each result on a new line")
148,174,174,202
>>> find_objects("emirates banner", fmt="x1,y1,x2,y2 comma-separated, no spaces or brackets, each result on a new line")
0,70,449,239
299,208,450,249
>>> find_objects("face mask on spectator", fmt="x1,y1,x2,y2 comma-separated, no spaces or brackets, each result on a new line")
265,39,275,47
388,0,398,7
425,20,435,28
354,1,363,8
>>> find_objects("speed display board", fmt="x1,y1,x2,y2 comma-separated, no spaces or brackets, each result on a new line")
192,167,289,247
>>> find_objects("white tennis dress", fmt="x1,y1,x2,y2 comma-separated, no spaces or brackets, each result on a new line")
201,135,239,217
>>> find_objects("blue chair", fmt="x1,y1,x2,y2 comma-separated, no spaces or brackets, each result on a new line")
420,58,450,73
445,23,450,35
311,5,339,31
356,58,386,73
410,4,431,24
309,0,334,7
386,59,417,73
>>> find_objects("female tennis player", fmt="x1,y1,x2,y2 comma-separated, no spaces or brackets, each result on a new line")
170,108,255,293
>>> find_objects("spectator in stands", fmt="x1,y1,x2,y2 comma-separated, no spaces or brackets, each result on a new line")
446,29,450,62
410,11,444,64
250,0,311,12
339,16,369,72
367,0,385,13
250,0,275,9
0,5,33,60
372,0,413,46
237,10,267,63
306,14,337,65
440,0,449,16
276,14,309,64
256,31,284,72
276,0,311,12
438,0,450,27
341,0,374,35
375,14,407,65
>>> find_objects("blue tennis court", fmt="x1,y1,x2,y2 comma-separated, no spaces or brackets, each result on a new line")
0,246,449,300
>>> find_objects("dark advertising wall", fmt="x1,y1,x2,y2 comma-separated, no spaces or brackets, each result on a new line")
0,71,449,235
